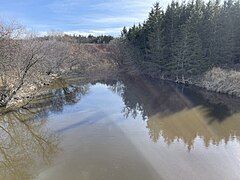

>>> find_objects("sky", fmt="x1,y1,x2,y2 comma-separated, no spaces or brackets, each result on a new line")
0,0,173,36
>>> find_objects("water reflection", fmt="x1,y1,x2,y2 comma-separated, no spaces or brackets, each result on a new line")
147,107,240,149
38,76,240,180
0,78,90,179
1,76,240,179
110,76,240,149
0,110,59,179
25,78,90,117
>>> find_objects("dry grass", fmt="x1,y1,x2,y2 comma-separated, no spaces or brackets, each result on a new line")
199,67,240,96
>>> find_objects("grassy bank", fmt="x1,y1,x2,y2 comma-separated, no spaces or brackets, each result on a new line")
198,68,240,97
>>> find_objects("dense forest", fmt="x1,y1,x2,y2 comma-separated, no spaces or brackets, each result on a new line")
121,0,240,81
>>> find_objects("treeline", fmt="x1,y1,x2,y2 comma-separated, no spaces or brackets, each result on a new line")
40,34,114,44
122,0,240,81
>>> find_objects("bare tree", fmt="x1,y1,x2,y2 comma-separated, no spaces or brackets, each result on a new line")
0,19,117,108
0,22,71,107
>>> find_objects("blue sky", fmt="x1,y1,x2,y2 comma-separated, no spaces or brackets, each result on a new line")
0,0,172,36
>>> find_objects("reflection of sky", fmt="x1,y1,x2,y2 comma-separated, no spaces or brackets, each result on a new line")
58,83,125,114
46,83,128,132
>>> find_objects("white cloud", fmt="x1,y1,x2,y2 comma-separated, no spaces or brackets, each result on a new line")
37,31,49,37
4,0,182,36
87,16,144,24
64,27,123,36
91,0,156,11
90,0,157,22
47,0,157,25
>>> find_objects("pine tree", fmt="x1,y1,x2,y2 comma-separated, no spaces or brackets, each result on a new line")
122,0,240,78
121,26,128,38
146,4,165,77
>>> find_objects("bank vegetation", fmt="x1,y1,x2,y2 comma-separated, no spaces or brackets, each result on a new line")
0,20,116,108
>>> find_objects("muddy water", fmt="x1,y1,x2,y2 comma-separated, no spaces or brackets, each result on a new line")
1,77,240,180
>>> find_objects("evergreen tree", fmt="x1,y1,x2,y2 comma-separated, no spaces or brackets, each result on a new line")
145,3,165,76
123,0,240,79
121,26,128,38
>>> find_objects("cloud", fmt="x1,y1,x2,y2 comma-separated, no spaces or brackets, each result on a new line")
1,0,175,36
47,0,157,22
91,0,156,11
86,16,144,24
41,0,155,36
90,0,157,21
64,27,123,36
38,27,123,37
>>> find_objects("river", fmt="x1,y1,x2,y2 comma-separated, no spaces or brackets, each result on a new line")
1,76,240,180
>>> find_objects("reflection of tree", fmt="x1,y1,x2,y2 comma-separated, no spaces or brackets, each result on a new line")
111,76,240,150
0,111,59,179
0,78,92,179
48,84,89,113
147,107,240,150
23,78,90,117
110,76,192,119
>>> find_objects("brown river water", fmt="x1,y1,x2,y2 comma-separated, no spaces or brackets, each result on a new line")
0,76,240,180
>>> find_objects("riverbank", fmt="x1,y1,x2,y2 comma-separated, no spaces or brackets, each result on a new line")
110,40,240,98
198,68,240,97
162,68,240,97
1,40,239,109
0,43,117,109
146,68,240,98
153,68,240,98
